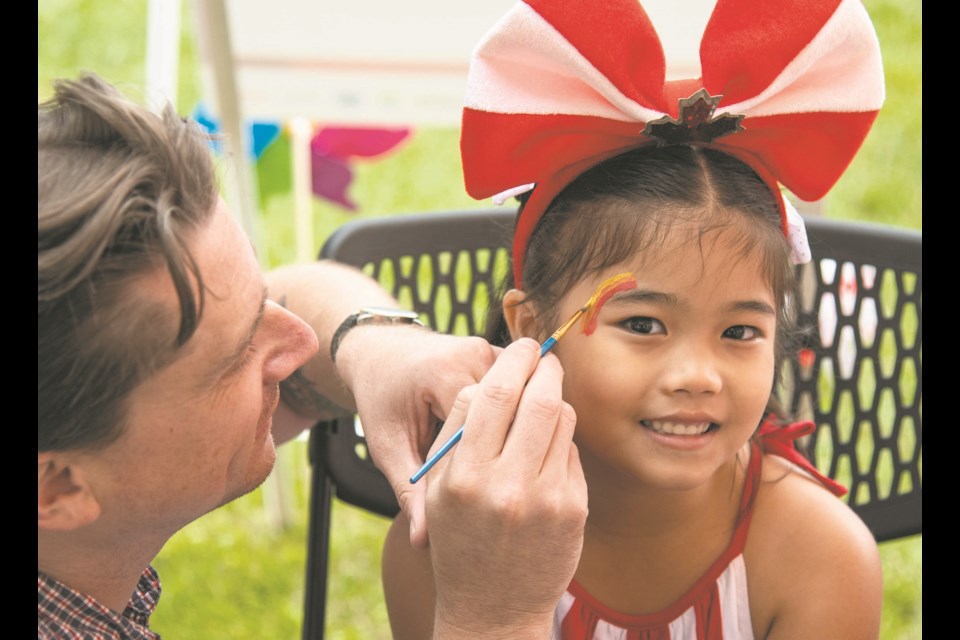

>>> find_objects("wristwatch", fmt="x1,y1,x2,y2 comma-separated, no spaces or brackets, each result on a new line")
329,306,426,363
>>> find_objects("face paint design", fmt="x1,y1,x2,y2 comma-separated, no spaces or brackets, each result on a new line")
579,272,638,336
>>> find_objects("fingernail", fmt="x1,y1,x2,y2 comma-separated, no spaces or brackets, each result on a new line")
517,337,540,353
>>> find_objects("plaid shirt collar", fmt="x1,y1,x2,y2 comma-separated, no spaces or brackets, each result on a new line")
38,566,162,639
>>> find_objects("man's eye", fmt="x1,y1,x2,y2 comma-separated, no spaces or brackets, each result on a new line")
623,317,666,335
229,344,258,375
723,325,760,340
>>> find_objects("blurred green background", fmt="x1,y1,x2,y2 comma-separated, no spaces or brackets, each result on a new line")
38,1,920,638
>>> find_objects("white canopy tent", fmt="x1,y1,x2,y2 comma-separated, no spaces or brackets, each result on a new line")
149,0,523,261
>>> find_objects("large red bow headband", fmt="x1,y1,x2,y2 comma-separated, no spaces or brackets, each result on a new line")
460,0,884,287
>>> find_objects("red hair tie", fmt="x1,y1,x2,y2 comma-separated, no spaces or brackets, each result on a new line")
757,416,848,497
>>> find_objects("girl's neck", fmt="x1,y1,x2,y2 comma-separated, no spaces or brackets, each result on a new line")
573,444,753,614
580,447,749,538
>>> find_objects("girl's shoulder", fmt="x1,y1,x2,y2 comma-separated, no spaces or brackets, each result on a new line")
743,452,883,638
748,451,880,569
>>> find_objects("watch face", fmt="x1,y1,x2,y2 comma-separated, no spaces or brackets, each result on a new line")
358,306,422,321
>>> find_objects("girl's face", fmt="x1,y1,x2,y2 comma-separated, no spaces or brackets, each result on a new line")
511,224,778,491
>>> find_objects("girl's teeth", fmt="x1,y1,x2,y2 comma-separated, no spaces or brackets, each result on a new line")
643,420,711,436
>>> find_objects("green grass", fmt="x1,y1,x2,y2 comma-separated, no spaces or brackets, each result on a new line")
39,0,920,638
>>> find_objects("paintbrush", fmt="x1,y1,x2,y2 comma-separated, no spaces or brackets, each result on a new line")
409,272,637,484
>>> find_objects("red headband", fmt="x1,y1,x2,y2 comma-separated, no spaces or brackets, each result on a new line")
460,0,884,286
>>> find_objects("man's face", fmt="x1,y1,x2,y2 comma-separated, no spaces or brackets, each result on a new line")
76,199,318,535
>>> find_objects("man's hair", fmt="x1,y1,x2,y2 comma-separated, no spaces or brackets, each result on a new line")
38,73,218,452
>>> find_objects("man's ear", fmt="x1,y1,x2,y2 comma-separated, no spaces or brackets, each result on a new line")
503,289,541,341
38,453,102,531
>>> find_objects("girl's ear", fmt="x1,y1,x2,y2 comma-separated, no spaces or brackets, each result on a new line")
38,453,102,531
503,289,540,341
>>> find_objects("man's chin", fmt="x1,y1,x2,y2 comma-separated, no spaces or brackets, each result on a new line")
218,445,277,511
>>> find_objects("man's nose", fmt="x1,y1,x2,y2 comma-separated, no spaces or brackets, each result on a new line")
261,301,320,384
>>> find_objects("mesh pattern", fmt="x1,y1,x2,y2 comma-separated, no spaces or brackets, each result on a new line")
783,258,922,517
362,246,511,336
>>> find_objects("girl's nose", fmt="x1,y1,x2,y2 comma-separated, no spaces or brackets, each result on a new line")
661,343,723,396
261,300,320,385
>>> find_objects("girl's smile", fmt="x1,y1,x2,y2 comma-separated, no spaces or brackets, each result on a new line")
640,417,717,436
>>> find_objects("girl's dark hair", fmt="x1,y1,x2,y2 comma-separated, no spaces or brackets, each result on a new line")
486,145,798,410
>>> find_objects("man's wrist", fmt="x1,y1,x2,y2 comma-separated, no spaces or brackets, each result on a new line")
332,320,433,399
329,307,425,363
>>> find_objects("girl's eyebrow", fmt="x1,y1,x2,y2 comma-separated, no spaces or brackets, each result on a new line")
725,300,776,315
606,289,775,316
606,288,678,306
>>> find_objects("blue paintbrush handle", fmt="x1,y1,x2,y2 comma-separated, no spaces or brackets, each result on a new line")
539,337,557,356
409,335,561,484
410,428,463,483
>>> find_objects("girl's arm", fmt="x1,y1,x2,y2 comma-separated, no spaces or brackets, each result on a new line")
748,456,883,639
383,512,437,640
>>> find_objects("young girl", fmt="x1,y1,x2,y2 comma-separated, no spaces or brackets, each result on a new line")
384,1,884,637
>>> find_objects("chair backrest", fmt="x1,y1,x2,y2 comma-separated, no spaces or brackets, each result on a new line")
786,218,922,541
302,209,921,639
302,209,516,640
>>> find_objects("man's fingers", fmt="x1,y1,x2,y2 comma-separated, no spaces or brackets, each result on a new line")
427,385,476,458
396,483,429,549
416,381,475,482
423,336,501,424
499,353,567,476
380,385,476,548
540,401,580,480
456,338,540,464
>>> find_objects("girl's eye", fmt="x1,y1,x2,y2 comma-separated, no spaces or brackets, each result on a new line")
623,317,666,335
723,325,761,341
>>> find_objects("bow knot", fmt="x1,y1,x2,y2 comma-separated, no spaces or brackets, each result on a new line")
643,90,745,145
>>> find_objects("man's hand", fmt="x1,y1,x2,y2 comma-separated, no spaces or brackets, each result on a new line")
335,326,499,548
424,339,588,639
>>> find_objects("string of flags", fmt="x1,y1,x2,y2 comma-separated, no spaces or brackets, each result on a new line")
191,103,411,212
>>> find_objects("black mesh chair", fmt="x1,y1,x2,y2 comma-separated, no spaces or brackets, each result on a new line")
301,209,921,639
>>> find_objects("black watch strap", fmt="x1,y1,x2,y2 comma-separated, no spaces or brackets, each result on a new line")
329,307,425,363
329,313,362,364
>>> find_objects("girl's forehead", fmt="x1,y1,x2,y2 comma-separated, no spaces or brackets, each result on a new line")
576,228,774,300
652,219,748,260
